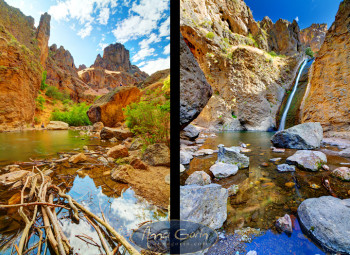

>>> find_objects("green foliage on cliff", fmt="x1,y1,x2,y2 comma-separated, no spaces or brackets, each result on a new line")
51,103,91,126
45,86,70,101
40,71,48,90
35,96,45,111
206,32,215,39
305,47,314,58
124,77,170,147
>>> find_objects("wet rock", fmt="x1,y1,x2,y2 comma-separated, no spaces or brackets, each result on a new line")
0,170,31,187
298,196,350,254
275,214,293,235
240,148,252,153
260,162,269,167
130,158,148,170
277,164,296,172
227,184,239,196
217,144,249,169
332,167,350,181
271,122,323,149
106,145,129,159
285,182,295,188
142,143,170,167
185,171,211,186
286,150,327,171
193,149,215,157
180,184,228,229
180,164,185,173
272,147,285,153
310,183,321,189
322,165,330,171
180,34,212,129
210,162,239,178
109,137,118,143
180,151,193,165
180,124,200,140
47,121,69,130
69,153,87,164
111,164,133,183
129,138,143,151
270,158,282,162
338,148,350,158
92,122,104,132
100,127,133,140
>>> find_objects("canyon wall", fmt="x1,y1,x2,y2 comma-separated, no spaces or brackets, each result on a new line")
300,0,350,133
300,23,328,53
180,0,303,131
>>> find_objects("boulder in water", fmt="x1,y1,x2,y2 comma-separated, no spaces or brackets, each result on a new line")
286,150,327,171
46,121,69,130
271,122,323,149
210,162,239,178
298,196,350,254
180,184,228,229
217,144,249,169
69,153,87,164
142,143,170,167
275,214,293,235
107,145,129,159
185,171,211,186
277,164,296,172
100,127,133,140
332,167,350,181
180,150,193,165
180,124,200,140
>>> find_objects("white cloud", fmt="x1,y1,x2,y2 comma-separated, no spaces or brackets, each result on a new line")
97,42,109,51
77,22,93,38
159,17,170,37
98,7,110,25
163,43,170,55
139,56,170,75
132,47,155,62
295,16,299,22
112,0,169,43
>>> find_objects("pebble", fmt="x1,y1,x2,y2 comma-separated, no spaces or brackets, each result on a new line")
285,182,295,188
322,165,330,171
272,148,285,153
270,158,282,162
260,162,269,167
310,183,321,189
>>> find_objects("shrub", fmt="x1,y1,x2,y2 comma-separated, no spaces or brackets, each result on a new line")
268,51,278,57
34,116,41,124
51,103,91,126
35,96,45,111
206,32,215,39
123,79,170,147
305,47,314,58
40,71,48,90
45,86,70,101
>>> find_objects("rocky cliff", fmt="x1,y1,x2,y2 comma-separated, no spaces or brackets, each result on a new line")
36,13,50,67
300,0,350,133
180,0,304,131
300,23,328,53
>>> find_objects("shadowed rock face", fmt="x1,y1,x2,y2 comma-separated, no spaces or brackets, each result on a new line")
180,34,212,129
87,86,141,127
300,23,328,53
36,13,50,67
300,0,350,132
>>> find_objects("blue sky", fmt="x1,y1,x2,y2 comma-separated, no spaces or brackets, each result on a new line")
245,0,342,30
5,0,170,75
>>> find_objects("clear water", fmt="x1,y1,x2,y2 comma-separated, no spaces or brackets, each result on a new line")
182,131,350,254
0,130,167,254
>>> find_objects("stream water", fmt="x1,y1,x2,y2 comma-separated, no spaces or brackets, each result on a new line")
181,132,350,255
0,130,167,254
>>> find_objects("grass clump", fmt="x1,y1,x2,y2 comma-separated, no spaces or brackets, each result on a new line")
51,103,91,126
124,77,170,147
206,32,215,39
45,86,70,101
35,96,45,111
268,51,278,57
40,71,48,90
305,47,314,58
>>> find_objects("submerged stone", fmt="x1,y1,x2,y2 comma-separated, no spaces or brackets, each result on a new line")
332,167,350,181
286,150,327,171
217,144,249,169
277,164,296,172
275,214,293,234
210,162,239,178
185,171,211,186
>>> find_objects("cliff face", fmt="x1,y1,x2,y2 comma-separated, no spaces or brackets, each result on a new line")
300,0,350,132
36,13,50,67
300,23,328,53
180,0,303,131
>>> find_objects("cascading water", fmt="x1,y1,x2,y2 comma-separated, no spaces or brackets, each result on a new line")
278,59,308,131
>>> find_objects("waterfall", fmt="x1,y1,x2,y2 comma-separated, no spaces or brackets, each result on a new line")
278,59,308,131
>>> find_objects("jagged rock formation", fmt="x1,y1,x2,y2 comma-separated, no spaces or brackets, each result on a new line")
0,0,44,130
138,69,170,88
36,13,50,67
180,35,212,129
300,23,328,53
180,0,303,131
300,0,350,133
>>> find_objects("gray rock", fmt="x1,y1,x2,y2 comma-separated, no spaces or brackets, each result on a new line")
286,150,327,171
46,121,69,130
129,138,143,151
180,150,193,165
332,167,350,181
217,144,249,169
271,122,323,149
339,147,350,158
100,127,133,140
298,196,350,254
270,157,282,162
142,143,170,167
275,214,293,234
180,164,186,173
227,184,239,196
210,162,239,178
185,171,211,186
180,184,228,229
193,149,215,157
181,124,200,140
277,164,296,172
180,34,212,129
